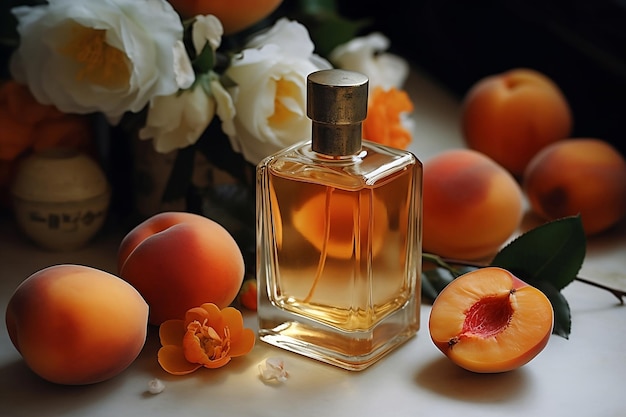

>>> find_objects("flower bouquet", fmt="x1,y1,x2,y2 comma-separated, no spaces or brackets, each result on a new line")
0,0,415,266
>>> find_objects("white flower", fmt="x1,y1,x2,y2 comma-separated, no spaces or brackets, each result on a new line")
139,73,233,153
223,18,332,165
173,40,195,90
192,15,223,55
9,0,189,123
330,32,409,90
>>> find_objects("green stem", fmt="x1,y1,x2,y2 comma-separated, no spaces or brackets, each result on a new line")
423,253,626,304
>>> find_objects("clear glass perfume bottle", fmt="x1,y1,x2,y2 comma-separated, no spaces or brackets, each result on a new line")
256,69,422,371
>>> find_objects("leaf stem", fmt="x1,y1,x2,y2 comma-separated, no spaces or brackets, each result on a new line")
423,253,626,304
574,276,626,305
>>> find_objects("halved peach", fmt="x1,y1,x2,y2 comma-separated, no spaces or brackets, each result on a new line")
428,267,553,373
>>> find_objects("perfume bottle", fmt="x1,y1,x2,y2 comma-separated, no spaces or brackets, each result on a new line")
256,69,422,370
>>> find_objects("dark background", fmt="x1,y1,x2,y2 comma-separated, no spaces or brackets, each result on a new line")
2,1,624,157
338,0,626,156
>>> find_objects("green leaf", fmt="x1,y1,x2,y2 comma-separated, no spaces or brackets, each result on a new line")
489,215,585,339
284,0,371,57
294,0,339,15
192,43,215,74
422,216,586,339
490,215,586,291
421,265,478,304
421,273,440,302
307,16,370,57
423,268,454,295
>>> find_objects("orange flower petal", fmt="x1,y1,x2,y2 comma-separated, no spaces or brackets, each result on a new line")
182,322,213,364
157,345,202,375
1,81,60,124
363,87,414,149
159,319,186,346
185,306,211,325
32,115,93,152
229,328,256,357
198,303,226,332
202,356,231,369
221,306,245,335
220,307,255,357
0,115,34,160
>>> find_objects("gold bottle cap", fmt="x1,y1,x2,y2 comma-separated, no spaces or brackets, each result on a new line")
307,69,369,156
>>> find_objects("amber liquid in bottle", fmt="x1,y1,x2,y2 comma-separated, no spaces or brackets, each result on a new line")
256,70,422,370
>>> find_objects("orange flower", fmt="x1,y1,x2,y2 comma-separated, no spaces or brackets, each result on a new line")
0,80,94,161
158,303,255,374
363,86,414,150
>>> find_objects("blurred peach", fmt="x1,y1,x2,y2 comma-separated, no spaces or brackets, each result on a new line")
167,0,283,35
0,80,94,161
523,138,626,235
461,68,573,178
238,278,257,311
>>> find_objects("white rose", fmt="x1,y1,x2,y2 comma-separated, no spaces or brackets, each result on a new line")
10,0,192,123
223,18,331,165
139,73,234,153
139,85,212,154
330,32,409,90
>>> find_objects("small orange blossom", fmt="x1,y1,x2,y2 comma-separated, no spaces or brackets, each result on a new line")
158,303,255,374
363,86,414,150
0,80,94,161
238,279,257,311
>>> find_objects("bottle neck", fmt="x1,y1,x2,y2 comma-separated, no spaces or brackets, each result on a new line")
311,122,363,157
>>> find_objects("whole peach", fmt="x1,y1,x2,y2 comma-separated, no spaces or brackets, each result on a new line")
461,68,573,177
118,212,245,325
167,0,283,35
523,138,626,235
5,265,148,385
422,149,524,260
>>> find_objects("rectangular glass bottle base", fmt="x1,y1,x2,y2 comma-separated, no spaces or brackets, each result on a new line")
257,300,420,371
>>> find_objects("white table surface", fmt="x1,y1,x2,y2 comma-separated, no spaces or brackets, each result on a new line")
1,68,625,417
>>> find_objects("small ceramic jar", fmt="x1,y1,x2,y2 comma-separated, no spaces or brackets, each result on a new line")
10,148,111,251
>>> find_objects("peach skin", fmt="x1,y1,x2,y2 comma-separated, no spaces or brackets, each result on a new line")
117,211,245,325
167,0,283,35
422,149,524,260
5,264,148,385
461,68,573,178
523,138,626,235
